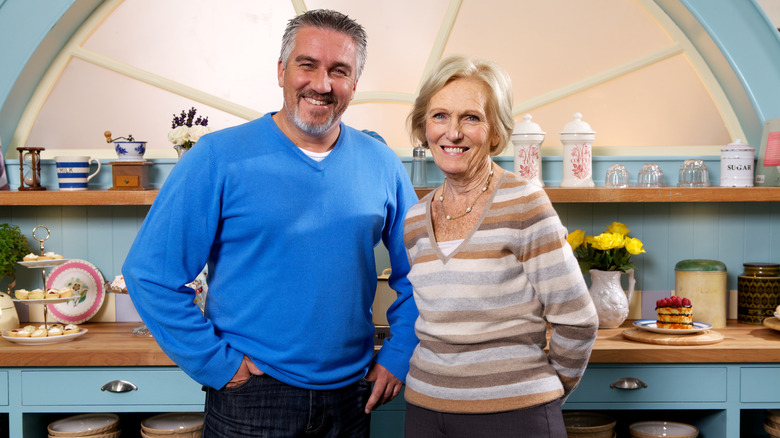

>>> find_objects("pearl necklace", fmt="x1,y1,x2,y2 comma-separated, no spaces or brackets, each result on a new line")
438,162,494,220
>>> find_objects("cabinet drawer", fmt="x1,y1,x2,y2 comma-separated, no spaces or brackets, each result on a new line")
741,367,780,402
21,368,204,406
566,365,727,404
0,371,8,406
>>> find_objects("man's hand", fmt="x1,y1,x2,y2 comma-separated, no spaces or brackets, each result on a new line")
363,363,403,413
225,356,264,388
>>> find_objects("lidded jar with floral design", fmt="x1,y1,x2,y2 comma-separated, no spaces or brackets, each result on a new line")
560,112,595,187
511,114,545,187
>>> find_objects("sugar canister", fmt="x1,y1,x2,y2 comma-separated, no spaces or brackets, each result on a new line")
674,259,727,328
738,263,780,324
511,114,545,187
560,112,595,187
720,139,754,187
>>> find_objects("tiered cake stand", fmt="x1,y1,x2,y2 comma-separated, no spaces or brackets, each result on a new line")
15,226,77,329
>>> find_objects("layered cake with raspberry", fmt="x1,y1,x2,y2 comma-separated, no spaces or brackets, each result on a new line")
656,296,693,329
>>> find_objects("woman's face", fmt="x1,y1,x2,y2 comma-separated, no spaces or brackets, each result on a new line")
424,78,499,180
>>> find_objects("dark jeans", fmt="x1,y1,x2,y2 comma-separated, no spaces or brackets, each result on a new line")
202,374,372,438
404,398,566,438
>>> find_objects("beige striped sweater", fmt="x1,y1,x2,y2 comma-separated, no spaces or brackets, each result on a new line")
403,172,598,414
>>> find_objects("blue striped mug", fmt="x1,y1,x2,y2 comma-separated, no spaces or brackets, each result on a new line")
53,156,101,191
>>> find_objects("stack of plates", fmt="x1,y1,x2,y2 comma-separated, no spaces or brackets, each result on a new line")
765,409,780,437
140,412,204,438
47,413,120,438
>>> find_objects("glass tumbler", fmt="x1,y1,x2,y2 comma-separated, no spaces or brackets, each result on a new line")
677,159,709,187
637,163,664,187
605,164,630,188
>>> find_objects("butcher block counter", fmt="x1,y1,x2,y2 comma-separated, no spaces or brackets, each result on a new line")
0,321,778,438
1,321,779,366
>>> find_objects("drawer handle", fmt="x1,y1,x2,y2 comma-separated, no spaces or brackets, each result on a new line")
101,380,138,393
610,377,647,390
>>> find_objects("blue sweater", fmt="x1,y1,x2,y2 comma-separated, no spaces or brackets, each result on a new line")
123,113,419,390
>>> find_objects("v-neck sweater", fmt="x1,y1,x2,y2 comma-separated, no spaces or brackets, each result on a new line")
402,171,598,413
123,113,419,390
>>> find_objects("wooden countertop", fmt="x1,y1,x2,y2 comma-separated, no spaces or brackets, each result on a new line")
0,321,778,367
0,323,176,367
588,320,780,363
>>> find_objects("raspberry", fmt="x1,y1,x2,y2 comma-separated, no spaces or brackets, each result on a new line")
682,297,691,306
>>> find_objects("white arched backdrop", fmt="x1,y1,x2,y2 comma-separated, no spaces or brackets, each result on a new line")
6,0,760,161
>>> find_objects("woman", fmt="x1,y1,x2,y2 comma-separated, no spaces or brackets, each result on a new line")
402,56,599,438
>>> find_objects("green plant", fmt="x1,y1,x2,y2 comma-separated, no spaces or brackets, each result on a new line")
0,224,30,281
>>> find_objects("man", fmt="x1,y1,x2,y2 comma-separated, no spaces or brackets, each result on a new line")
123,9,418,437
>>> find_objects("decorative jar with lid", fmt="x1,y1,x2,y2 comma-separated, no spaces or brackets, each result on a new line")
559,112,595,187
675,259,727,328
720,139,754,187
511,114,545,187
738,263,780,324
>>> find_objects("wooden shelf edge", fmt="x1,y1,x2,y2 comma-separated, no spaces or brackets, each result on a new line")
415,187,780,203
2,186,780,206
0,189,159,206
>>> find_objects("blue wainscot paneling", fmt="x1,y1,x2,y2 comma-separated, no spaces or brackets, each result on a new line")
3,155,780,319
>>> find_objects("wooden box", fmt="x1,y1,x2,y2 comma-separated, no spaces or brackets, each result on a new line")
108,161,152,190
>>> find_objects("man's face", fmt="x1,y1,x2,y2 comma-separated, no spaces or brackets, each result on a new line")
277,26,358,138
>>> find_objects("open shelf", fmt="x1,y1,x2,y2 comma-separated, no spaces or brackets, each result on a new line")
415,186,780,203
0,190,159,206
2,186,780,206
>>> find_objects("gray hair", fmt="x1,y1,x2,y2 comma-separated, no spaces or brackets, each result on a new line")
279,9,368,79
408,56,515,155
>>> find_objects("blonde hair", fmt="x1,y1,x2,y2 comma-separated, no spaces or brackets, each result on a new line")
408,56,514,155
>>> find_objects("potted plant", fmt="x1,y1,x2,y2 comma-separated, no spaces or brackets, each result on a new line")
0,224,30,292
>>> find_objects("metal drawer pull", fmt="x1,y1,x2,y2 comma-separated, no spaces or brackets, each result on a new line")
101,380,138,393
610,377,647,390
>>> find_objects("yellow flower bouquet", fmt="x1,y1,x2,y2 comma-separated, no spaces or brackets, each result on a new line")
567,221,646,273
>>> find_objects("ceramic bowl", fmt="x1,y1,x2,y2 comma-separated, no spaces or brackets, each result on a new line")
47,413,119,436
629,421,698,438
563,411,616,438
114,141,147,161
141,412,204,437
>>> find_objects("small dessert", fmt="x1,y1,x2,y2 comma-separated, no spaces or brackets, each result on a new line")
47,326,63,336
656,296,693,329
22,253,38,261
13,289,29,300
31,329,47,338
28,289,44,299
58,287,74,298
63,324,79,335
6,329,23,337
12,328,30,338
44,251,63,259
45,288,60,299
22,325,37,334
109,275,128,293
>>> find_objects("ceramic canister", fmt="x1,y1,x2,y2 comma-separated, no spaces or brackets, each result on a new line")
738,263,780,324
559,112,595,188
720,139,754,187
511,114,545,187
674,259,727,328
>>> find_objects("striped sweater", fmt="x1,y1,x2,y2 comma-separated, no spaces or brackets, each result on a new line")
403,171,598,414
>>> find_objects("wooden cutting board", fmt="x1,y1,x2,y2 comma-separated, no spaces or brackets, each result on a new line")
622,328,724,345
